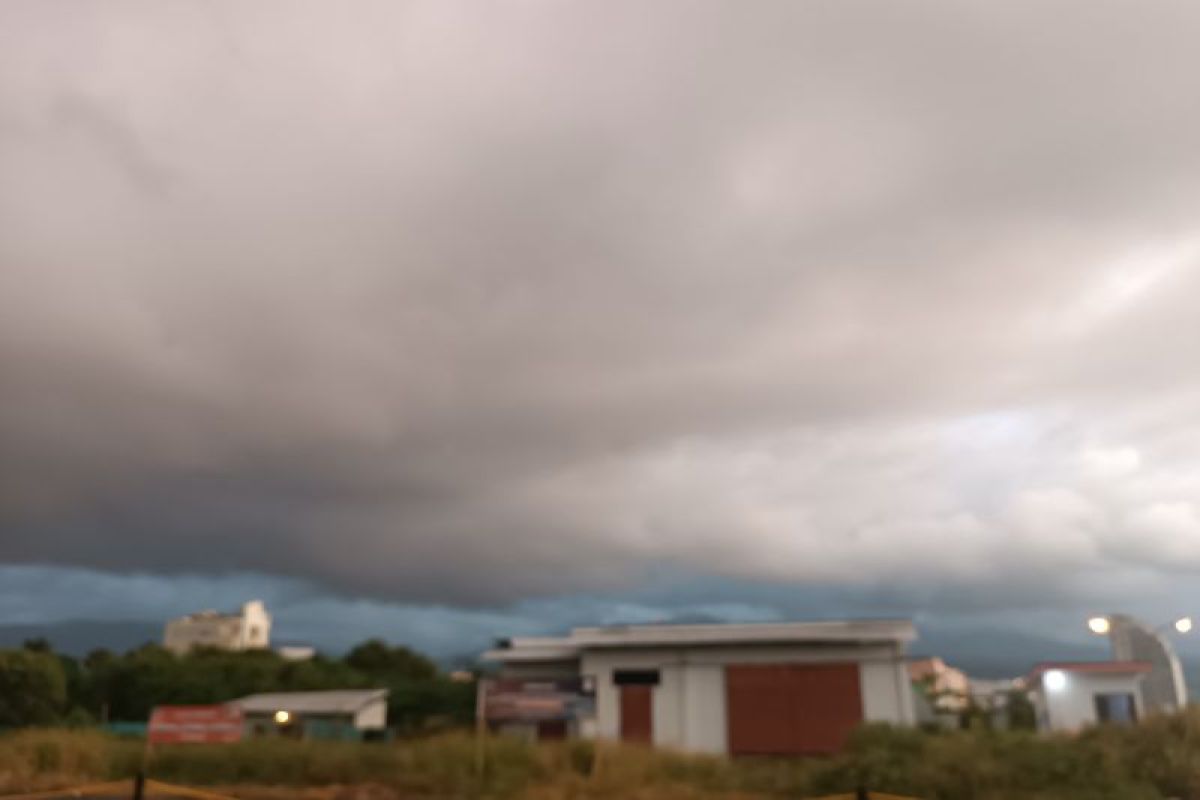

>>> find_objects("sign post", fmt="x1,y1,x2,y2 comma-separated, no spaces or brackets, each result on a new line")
475,678,492,781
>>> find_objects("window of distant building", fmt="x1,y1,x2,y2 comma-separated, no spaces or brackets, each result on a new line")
1094,693,1138,725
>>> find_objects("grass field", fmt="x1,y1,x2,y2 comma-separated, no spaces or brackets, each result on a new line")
4,714,1200,799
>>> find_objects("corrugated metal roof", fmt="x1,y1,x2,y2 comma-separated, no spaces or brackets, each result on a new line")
233,689,387,715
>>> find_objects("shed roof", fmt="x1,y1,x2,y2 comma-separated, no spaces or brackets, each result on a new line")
233,689,387,715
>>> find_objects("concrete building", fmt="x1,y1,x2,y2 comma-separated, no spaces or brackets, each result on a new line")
1025,661,1149,733
233,689,388,741
484,619,917,755
163,600,272,655
1104,614,1188,714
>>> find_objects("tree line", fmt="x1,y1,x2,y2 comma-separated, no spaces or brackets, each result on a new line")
0,638,475,732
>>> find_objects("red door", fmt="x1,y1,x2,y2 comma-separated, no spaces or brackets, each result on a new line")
725,663,862,755
619,685,653,744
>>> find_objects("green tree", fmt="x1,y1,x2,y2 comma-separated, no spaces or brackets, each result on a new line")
345,639,438,681
0,649,67,725
343,639,471,732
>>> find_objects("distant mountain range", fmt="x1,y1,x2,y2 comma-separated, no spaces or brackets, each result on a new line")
0,620,160,656
911,627,1109,678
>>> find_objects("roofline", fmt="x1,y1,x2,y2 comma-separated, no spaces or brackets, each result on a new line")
570,619,915,646
484,619,916,662
233,688,389,714
1026,661,1152,683
482,647,580,663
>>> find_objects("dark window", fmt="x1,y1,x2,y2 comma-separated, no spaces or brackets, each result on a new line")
613,669,660,686
1094,693,1138,725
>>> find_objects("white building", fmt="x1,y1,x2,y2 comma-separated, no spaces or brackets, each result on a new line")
1026,661,1149,733
484,619,917,756
163,600,272,655
276,644,316,661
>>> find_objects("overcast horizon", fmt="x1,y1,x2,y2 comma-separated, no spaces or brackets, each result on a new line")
6,0,1200,673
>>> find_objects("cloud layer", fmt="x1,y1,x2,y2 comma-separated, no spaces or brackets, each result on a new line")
5,1,1200,611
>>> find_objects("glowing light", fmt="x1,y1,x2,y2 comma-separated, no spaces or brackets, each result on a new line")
1176,618,1193,634
1044,670,1067,691
274,710,291,724
1087,617,1111,635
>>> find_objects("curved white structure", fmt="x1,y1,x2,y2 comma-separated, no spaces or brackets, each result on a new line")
1105,614,1187,714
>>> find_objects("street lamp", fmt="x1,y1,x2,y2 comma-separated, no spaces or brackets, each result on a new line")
274,710,291,725
1086,615,1193,636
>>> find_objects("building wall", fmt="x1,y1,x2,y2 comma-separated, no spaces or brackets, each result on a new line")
354,699,388,730
861,658,916,723
1031,672,1145,733
163,616,244,654
163,601,272,655
682,663,728,754
579,642,912,755
239,601,272,649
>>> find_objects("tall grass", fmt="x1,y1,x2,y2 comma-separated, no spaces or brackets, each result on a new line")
5,716,1200,799
0,728,136,792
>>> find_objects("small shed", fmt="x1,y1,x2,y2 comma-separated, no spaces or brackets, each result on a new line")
233,689,388,741
1026,661,1149,733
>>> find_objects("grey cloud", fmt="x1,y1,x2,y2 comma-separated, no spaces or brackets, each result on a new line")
4,1,1200,609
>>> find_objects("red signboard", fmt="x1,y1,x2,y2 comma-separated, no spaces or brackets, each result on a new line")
148,705,244,744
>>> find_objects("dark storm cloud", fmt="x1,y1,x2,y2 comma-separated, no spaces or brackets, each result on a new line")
5,0,1200,608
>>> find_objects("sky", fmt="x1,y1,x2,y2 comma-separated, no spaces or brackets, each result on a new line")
5,0,1200,671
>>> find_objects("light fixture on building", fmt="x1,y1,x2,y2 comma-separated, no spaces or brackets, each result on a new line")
1087,616,1111,635
1044,670,1067,691
1176,617,1194,634
273,710,291,725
